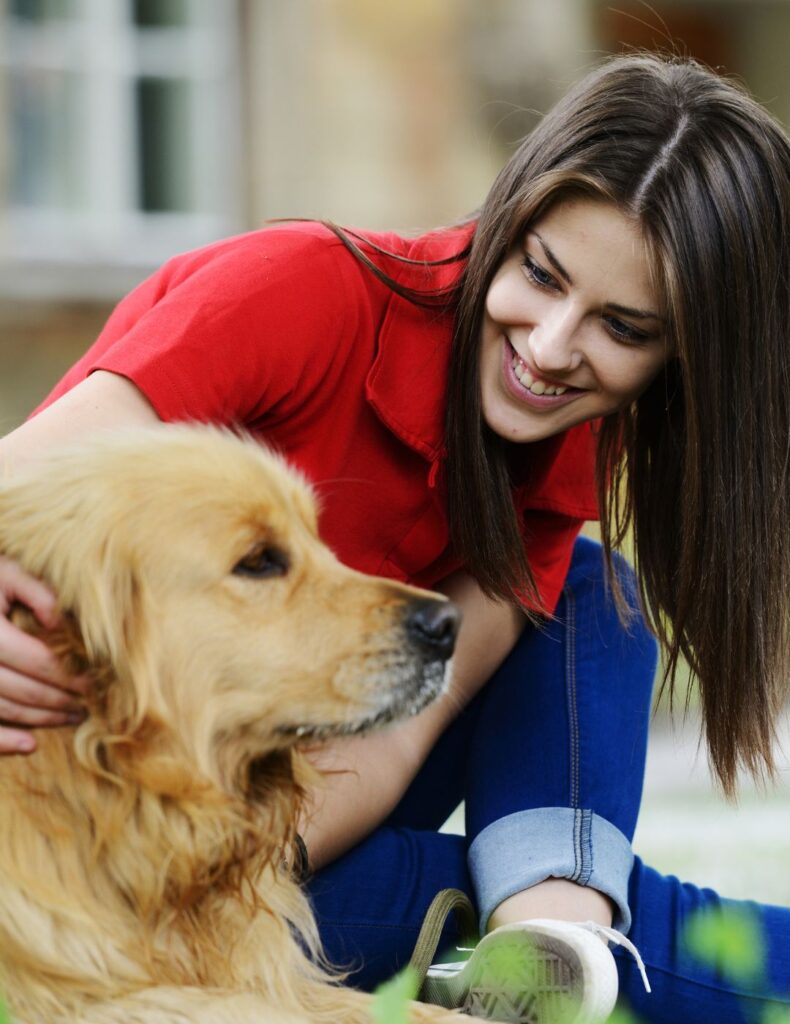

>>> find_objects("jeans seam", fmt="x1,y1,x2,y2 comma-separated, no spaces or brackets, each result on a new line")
564,585,580,808
565,586,594,886
564,585,582,885
579,808,593,885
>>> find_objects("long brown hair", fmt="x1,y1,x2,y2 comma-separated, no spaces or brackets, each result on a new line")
445,53,790,793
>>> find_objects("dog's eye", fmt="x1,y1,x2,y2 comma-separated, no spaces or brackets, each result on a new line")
233,545,289,579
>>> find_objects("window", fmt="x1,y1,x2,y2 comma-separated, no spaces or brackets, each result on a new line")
0,0,242,290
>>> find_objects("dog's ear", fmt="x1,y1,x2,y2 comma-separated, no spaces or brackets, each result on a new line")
0,455,155,726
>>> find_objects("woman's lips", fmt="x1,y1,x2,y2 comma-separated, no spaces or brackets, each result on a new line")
501,336,583,410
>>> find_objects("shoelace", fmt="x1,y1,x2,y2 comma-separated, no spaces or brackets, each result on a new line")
581,921,652,994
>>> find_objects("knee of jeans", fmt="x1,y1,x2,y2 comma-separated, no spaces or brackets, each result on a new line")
564,537,657,656
566,537,638,607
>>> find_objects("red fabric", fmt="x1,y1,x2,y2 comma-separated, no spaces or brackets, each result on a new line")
36,221,599,613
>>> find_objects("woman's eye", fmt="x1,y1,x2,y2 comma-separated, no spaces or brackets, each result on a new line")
522,254,558,290
232,545,289,579
603,315,651,343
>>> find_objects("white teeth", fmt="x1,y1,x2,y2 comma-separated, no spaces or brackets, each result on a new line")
511,352,568,398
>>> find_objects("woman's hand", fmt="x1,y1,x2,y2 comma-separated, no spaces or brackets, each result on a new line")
0,371,162,755
0,556,89,754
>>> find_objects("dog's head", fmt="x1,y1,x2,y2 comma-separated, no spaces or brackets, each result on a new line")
0,425,459,797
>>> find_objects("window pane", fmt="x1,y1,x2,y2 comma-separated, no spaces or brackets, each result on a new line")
9,0,75,21
9,68,85,208
132,0,188,28
135,77,194,212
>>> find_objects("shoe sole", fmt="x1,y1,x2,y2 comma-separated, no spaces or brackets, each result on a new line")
463,931,582,1023
421,922,617,1024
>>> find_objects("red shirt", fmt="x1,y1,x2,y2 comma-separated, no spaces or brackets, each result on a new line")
37,221,599,613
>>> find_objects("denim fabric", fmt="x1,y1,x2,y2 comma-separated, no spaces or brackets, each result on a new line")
614,859,790,1023
310,838,790,1018
468,807,635,932
307,537,655,981
305,538,790,1017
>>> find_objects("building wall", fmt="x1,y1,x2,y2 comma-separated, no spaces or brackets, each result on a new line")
2,0,790,429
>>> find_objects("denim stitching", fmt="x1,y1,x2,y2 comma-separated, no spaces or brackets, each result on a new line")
564,586,580,809
564,585,584,883
571,809,582,882
578,808,593,885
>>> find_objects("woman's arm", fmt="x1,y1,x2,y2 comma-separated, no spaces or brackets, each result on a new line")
0,371,159,754
298,571,525,870
0,370,160,476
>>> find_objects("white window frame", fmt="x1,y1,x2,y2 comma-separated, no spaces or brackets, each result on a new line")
0,0,243,299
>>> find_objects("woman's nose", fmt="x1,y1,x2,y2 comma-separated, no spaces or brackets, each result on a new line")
528,306,583,374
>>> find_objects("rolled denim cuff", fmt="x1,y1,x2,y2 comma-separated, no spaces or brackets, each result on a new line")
468,807,634,935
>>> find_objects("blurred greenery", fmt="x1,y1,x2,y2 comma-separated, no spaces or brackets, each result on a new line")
372,966,420,1024
683,906,765,986
606,1010,643,1024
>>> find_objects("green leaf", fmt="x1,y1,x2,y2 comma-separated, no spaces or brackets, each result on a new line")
682,906,765,984
605,1007,645,1024
371,966,420,1024
762,1007,790,1024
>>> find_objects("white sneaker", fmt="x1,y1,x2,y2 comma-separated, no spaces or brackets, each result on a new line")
420,919,650,1024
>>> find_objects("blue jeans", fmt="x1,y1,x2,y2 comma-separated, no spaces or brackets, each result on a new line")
305,538,790,1021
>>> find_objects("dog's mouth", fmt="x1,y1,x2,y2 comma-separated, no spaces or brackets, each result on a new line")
274,659,450,743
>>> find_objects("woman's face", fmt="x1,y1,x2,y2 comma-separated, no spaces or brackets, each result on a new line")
480,197,669,444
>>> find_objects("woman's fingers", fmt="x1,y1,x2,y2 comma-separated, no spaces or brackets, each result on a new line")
0,615,89,696
0,555,61,628
0,668,87,758
0,724,37,755
0,695,83,727
0,559,89,757
0,664,85,715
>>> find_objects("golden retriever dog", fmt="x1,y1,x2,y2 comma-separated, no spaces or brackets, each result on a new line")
0,425,473,1024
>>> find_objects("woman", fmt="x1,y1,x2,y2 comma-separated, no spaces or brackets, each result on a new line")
0,53,788,1024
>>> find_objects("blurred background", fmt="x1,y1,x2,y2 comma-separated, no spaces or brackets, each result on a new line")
0,0,787,902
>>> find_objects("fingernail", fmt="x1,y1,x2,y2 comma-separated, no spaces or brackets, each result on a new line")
16,736,35,752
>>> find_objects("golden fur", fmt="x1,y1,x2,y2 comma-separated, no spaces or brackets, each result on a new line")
0,425,470,1024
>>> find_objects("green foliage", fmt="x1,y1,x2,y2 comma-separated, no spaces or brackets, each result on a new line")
606,1008,644,1024
0,994,9,1024
371,965,420,1024
762,1008,790,1024
682,906,765,985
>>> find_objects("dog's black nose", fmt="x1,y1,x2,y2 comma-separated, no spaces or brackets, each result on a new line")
405,599,460,660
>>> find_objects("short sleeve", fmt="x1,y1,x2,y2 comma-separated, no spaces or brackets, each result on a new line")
33,226,354,428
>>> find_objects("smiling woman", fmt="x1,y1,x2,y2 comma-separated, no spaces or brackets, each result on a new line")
0,51,788,1024
479,198,668,444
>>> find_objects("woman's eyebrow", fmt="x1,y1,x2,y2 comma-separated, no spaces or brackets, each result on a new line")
531,231,664,322
607,302,665,322
533,232,573,285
